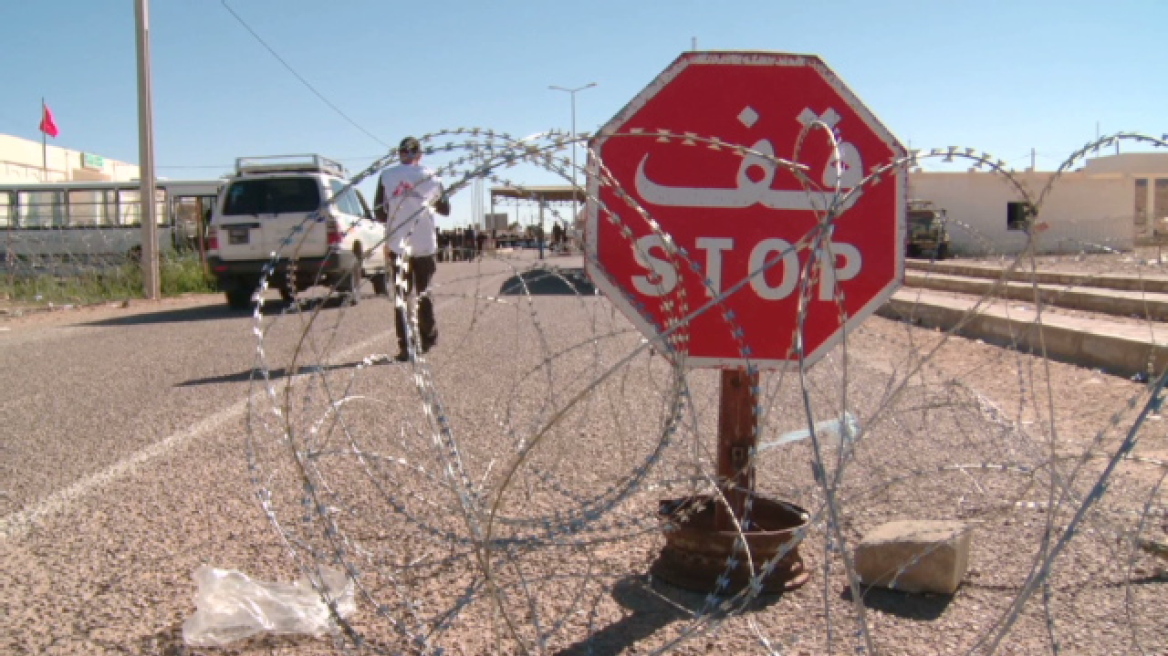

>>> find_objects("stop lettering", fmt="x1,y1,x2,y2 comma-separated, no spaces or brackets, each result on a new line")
632,233,862,302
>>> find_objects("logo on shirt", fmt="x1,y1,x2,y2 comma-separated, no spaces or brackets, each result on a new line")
392,181,417,198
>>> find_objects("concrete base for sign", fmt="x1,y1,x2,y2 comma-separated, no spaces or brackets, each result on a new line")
652,494,811,594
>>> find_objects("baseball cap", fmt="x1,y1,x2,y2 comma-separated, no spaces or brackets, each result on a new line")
399,136,421,155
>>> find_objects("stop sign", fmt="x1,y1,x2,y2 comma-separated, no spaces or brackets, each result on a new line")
585,52,905,368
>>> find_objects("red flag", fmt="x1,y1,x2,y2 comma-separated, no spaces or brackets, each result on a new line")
39,103,59,138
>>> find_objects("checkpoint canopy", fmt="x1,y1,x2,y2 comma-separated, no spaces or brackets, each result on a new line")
490,185,586,238
489,186,585,204
584,51,906,369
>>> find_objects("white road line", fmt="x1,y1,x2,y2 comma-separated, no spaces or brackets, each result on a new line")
0,305,418,541
0,394,251,541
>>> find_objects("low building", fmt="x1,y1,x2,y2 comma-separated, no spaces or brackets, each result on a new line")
0,133,138,184
910,152,1168,256
483,212,509,232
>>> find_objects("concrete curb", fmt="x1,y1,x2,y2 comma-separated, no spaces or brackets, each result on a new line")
907,260,1168,293
904,271,1168,321
879,289,1168,379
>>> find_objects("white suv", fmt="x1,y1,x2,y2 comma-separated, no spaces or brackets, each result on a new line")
207,155,388,309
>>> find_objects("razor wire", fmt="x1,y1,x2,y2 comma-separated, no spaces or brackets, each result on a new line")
237,130,1168,655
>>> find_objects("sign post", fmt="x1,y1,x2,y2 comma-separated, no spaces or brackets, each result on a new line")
586,52,905,593
715,368,757,530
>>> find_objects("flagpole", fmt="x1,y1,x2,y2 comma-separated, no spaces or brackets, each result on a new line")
41,98,47,181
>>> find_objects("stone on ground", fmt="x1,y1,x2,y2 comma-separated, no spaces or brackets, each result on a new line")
854,520,972,595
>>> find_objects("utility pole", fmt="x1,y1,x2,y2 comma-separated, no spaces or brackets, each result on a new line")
135,0,160,300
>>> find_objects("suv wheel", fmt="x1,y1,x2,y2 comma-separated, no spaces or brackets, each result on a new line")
336,254,362,304
226,289,252,310
371,271,389,296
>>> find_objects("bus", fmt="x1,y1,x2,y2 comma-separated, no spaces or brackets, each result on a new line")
0,179,223,272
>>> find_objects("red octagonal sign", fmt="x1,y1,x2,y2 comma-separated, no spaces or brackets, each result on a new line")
585,52,906,368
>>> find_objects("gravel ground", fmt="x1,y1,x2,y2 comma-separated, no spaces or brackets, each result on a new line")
2,251,1165,655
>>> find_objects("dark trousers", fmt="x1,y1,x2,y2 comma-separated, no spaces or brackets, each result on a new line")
391,254,437,352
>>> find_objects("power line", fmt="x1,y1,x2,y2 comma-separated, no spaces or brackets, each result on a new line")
219,1,389,148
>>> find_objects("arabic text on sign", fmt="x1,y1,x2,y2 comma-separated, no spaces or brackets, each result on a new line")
633,106,865,213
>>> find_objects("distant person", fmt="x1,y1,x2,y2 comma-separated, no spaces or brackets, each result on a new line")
464,226,477,261
375,136,450,361
552,221,565,253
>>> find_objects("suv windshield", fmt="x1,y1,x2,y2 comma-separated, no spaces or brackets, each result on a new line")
223,178,321,215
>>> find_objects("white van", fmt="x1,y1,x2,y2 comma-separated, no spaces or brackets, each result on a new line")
206,155,388,309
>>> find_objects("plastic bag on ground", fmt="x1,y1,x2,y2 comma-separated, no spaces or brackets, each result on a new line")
182,565,356,647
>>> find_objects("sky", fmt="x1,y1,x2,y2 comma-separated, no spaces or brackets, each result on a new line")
2,0,1165,229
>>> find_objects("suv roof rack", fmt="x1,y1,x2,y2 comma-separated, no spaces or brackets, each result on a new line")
234,154,347,177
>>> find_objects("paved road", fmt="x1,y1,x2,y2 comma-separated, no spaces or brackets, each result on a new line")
2,299,261,526
4,254,1152,527
0,251,638,653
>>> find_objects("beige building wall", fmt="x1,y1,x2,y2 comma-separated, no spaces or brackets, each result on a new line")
909,170,1132,255
906,153,1165,255
0,133,138,184
1081,153,1168,176
1082,154,1168,241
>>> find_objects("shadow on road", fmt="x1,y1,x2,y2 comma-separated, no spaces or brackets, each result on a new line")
499,267,597,296
177,355,396,387
137,622,312,655
553,575,785,656
841,584,953,621
82,294,367,327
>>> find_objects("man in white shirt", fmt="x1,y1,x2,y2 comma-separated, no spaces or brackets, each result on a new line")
375,136,449,361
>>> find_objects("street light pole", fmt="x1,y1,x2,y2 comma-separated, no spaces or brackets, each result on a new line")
549,82,597,253
548,82,597,196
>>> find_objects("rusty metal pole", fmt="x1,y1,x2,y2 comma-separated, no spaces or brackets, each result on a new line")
653,365,809,593
715,367,758,531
